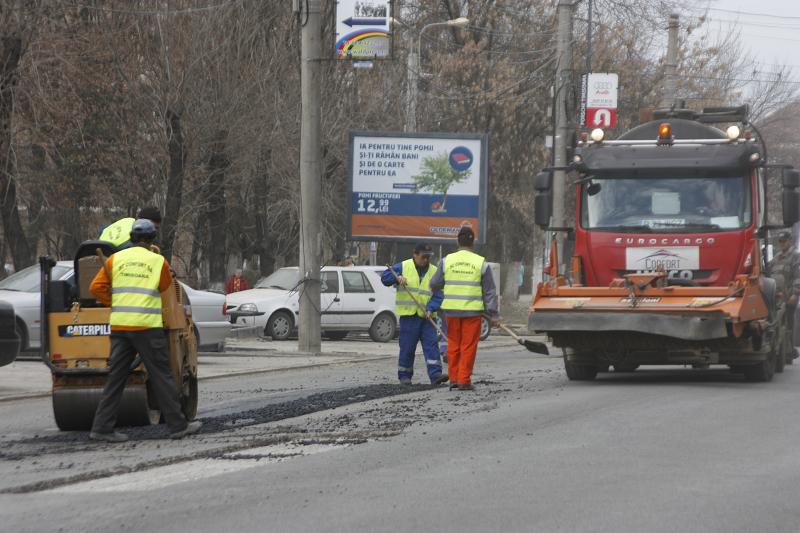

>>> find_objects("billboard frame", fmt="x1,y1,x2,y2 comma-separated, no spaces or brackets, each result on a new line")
347,130,490,245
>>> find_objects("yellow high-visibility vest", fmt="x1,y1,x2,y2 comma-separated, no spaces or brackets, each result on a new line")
441,249,484,312
109,246,165,328
395,259,436,317
99,217,135,247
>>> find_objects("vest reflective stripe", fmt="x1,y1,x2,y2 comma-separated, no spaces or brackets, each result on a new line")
99,218,135,247
112,287,161,297
442,250,485,311
395,259,436,317
109,247,165,328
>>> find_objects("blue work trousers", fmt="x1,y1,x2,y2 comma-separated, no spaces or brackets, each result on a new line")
397,315,443,382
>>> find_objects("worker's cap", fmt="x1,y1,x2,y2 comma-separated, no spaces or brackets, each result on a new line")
130,219,158,240
778,231,792,242
414,243,433,256
457,225,475,244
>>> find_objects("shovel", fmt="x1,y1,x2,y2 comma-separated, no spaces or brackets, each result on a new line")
385,265,446,338
492,319,549,355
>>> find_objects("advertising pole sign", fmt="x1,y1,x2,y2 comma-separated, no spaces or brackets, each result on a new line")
335,0,392,59
580,72,618,128
348,131,489,244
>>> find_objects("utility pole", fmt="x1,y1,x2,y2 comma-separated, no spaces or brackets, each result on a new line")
298,0,322,353
552,0,575,271
585,0,592,74
660,13,679,109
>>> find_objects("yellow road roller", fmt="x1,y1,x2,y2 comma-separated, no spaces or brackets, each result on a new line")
40,240,198,431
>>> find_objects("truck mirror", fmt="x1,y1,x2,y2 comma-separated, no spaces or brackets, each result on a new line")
534,171,553,192
782,189,800,227
783,169,800,189
535,192,553,227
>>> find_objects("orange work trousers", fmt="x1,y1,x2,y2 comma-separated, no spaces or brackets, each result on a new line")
445,315,482,385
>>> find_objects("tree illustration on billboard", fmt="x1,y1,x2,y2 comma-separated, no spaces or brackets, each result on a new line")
412,152,470,213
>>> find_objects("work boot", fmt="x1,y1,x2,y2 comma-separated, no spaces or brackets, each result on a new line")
449,382,459,390
89,431,129,443
457,383,475,391
432,374,449,385
170,420,202,440
399,378,412,385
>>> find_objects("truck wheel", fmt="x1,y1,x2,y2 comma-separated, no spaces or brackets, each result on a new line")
564,355,598,381
613,363,639,372
743,352,776,382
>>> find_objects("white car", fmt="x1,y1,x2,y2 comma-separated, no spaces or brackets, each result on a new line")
226,266,398,342
0,261,231,351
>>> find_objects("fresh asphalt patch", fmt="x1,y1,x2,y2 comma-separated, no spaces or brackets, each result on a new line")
1,383,434,454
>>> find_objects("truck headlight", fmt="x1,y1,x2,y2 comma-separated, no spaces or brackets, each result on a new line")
237,303,259,315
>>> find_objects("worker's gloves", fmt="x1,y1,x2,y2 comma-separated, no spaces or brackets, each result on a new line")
790,294,798,307
491,317,501,327
396,275,408,287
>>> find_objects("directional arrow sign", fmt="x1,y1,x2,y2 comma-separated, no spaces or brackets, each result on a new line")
586,107,617,128
343,17,387,27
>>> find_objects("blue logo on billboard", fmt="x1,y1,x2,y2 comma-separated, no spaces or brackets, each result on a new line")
449,146,473,172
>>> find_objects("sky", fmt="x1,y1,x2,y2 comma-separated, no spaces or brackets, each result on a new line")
699,0,800,72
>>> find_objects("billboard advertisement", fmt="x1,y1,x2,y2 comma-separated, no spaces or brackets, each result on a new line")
348,131,489,243
335,0,392,60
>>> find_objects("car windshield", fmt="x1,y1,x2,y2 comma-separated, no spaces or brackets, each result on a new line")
0,264,71,292
582,176,752,232
255,269,300,291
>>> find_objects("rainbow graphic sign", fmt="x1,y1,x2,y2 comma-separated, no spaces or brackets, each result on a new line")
335,0,392,60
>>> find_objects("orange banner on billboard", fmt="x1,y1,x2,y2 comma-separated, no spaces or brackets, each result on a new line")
351,214,479,240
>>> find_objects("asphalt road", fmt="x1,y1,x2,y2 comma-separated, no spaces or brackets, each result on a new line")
2,344,800,533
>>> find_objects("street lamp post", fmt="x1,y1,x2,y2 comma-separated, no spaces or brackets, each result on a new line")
404,17,469,133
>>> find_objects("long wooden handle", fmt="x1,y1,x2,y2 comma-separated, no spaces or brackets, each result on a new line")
95,248,112,280
385,264,446,338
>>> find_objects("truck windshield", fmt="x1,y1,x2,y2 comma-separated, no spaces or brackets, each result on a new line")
581,176,751,232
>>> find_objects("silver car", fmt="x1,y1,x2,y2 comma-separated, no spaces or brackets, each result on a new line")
0,262,230,351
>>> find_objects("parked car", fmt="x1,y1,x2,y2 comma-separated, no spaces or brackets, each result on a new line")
0,262,231,351
226,266,398,342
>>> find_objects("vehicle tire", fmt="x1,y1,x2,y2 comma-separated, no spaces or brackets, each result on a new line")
480,316,491,341
564,355,598,381
15,319,27,352
324,331,349,340
743,352,776,382
266,311,293,341
613,363,639,372
369,312,396,343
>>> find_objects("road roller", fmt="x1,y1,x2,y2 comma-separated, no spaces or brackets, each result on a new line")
40,240,198,431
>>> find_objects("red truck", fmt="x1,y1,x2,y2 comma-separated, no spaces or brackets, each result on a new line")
530,106,800,382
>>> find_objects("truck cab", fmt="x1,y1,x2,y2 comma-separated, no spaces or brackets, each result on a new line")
530,106,800,382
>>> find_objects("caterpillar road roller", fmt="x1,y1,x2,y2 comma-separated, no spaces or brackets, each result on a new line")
530,106,800,382
40,240,198,430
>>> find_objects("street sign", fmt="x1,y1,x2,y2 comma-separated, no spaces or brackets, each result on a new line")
348,131,489,244
580,73,618,128
335,0,392,60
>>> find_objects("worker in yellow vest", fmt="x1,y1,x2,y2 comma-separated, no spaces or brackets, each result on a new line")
381,243,449,385
89,219,201,442
429,226,500,390
99,206,162,249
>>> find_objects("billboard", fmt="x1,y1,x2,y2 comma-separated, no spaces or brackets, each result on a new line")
348,131,489,243
579,72,619,128
335,0,392,60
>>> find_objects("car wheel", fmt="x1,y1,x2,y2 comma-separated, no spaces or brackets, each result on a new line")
266,311,293,341
369,312,396,343
324,331,349,340
480,316,491,341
